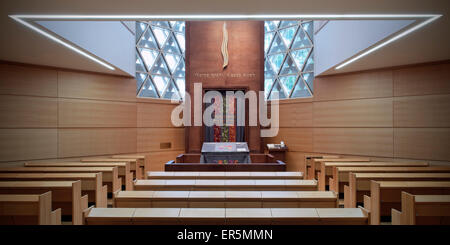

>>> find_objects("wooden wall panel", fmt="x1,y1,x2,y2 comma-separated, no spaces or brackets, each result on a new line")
137,102,179,128
0,63,57,97
137,128,184,152
313,98,393,127
313,128,393,157
394,128,450,161
393,62,450,96
279,102,313,127
314,70,393,101
58,128,137,158
58,71,136,102
394,94,450,127
0,129,57,161
0,95,57,128
265,128,313,152
58,99,137,128
284,151,308,172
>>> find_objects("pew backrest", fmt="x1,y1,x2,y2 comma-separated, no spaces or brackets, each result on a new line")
0,180,87,225
391,192,450,225
24,162,132,191
0,172,107,208
0,192,61,225
368,181,450,225
133,179,318,191
0,166,121,193
84,207,368,225
147,171,303,180
113,190,338,208
344,172,450,208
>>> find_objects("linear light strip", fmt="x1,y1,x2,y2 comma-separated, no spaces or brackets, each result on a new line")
11,14,439,20
335,15,442,70
10,16,115,70
9,14,442,71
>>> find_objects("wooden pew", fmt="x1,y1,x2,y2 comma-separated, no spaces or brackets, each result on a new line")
81,158,142,180
304,155,340,179
0,166,121,194
25,162,133,191
0,192,61,225
312,158,370,183
113,190,338,208
367,181,450,225
344,173,450,208
391,192,450,225
0,173,107,208
147,171,304,180
84,207,369,225
331,166,450,194
0,181,87,225
111,154,146,177
318,161,429,191
133,179,318,191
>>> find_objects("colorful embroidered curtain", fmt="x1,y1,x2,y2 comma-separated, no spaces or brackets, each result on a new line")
213,95,236,142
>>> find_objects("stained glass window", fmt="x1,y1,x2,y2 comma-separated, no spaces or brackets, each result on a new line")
135,21,185,100
264,20,314,99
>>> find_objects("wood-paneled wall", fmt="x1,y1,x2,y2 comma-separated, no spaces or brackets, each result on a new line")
0,62,184,168
266,61,450,171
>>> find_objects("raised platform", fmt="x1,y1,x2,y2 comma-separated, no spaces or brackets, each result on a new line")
164,153,286,171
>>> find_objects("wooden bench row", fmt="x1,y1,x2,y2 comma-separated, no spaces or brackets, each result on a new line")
0,181,87,225
0,172,107,208
360,181,450,225
0,166,123,193
331,166,450,194
113,190,338,208
84,207,369,225
81,156,144,180
317,161,431,191
147,171,303,180
134,179,318,191
310,157,371,180
392,192,450,225
0,192,61,225
344,172,450,208
304,154,340,179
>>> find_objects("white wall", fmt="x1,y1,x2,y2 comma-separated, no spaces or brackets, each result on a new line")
314,19,415,75
37,21,135,76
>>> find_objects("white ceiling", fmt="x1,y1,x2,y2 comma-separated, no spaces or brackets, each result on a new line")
0,0,449,76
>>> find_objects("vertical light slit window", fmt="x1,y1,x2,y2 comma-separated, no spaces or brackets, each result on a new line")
135,21,185,100
264,20,314,100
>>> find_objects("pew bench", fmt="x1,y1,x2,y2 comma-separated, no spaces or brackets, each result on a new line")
0,181,87,225
133,179,318,191
82,158,143,180
330,166,450,194
25,162,133,191
318,161,429,191
83,207,369,225
366,181,450,225
113,190,338,208
0,166,121,194
344,172,450,208
147,171,303,180
111,155,146,177
304,155,340,179
0,192,61,225
392,192,450,225
0,172,107,208
312,158,370,181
